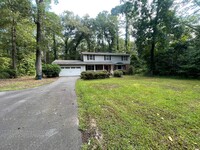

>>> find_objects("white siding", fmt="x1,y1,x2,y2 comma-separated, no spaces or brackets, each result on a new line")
83,55,105,62
111,56,130,64
83,55,130,64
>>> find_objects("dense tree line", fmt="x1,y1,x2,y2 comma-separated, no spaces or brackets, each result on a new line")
0,0,199,79
118,0,200,77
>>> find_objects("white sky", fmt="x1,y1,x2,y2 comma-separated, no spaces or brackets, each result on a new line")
50,0,120,18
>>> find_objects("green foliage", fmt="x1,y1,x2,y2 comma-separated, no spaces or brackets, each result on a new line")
152,28,200,77
128,65,135,75
0,57,11,70
6,69,18,78
0,69,18,79
113,70,123,77
0,71,10,79
80,71,110,80
0,57,18,79
42,64,61,78
95,11,119,52
17,54,35,76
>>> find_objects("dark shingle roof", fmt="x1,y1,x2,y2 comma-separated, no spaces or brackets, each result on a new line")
52,60,128,65
52,60,85,65
81,52,130,56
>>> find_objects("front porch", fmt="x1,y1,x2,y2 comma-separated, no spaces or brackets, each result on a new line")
86,64,128,73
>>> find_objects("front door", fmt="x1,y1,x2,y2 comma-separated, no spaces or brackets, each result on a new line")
104,65,111,72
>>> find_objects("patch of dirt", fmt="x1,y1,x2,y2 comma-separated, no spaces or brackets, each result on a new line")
188,99,200,110
132,100,145,106
80,118,103,149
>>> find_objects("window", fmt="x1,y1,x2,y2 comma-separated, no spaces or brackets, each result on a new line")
86,65,94,70
96,65,103,70
104,55,111,60
87,55,95,60
121,56,128,61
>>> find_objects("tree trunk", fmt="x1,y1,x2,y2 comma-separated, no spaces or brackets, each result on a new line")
86,37,91,52
53,33,58,60
11,19,17,71
150,0,160,75
46,44,50,64
64,38,69,59
74,34,83,59
117,30,119,51
35,0,43,80
125,14,129,52
150,40,155,75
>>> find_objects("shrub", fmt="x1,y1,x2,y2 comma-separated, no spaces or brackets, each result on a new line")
0,57,11,70
122,70,128,75
18,55,35,76
0,69,18,79
113,70,123,77
128,66,135,75
6,69,18,78
81,71,94,80
81,70,110,80
42,64,61,78
0,71,10,79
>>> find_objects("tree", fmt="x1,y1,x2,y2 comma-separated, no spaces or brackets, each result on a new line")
61,12,94,59
112,1,134,52
95,11,119,52
61,11,82,59
34,0,44,79
43,12,63,63
0,0,32,72
122,0,181,75
33,0,59,79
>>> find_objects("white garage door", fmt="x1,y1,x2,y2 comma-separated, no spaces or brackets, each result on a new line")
60,66,81,76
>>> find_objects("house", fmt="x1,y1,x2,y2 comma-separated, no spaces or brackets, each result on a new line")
52,52,131,76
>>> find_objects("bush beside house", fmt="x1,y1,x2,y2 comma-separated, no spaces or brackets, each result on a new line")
81,71,110,80
113,70,123,77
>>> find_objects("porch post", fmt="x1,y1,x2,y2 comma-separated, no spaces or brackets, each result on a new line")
94,65,96,71
111,65,114,74
103,65,104,70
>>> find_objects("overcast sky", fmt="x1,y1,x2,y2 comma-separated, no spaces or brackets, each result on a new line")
50,0,120,18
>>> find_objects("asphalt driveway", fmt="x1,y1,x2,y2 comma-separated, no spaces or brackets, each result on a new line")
0,77,82,150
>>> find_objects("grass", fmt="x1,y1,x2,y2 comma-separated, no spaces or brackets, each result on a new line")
76,75,200,150
0,76,58,91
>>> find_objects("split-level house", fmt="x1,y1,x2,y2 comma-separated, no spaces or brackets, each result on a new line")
52,52,131,76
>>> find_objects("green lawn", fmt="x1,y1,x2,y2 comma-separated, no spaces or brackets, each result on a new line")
76,76,200,150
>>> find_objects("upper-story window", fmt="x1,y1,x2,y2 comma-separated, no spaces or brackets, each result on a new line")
104,55,111,60
87,55,95,60
121,56,128,61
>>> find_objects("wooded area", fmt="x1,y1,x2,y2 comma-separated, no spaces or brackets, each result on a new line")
0,0,200,79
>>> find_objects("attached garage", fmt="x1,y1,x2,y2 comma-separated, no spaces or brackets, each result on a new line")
52,60,85,76
59,66,84,76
